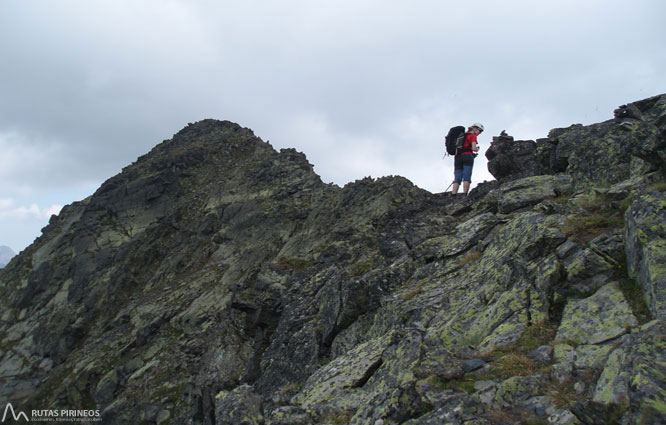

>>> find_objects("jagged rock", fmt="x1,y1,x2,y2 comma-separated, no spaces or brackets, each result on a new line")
95,369,120,404
550,338,620,388
462,358,486,373
266,406,313,425
625,191,666,319
292,332,395,409
493,374,548,408
614,103,644,121
555,282,638,345
1,95,666,425
215,384,264,425
593,320,666,423
548,409,581,425
485,136,541,181
527,345,553,364
606,172,662,201
402,391,481,424
562,247,615,294
417,347,465,380
414,212,499,260
497,174,573,213
588,229,625,266
548,94,666,190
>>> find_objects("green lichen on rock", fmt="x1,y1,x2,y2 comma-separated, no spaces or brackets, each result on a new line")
2,95,666,424
292,332,395,409
556,282,638,345
625,192,666,319
593,320,666,422
497,174,573,213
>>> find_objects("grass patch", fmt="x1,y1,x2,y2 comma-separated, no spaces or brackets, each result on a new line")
279,382,301,395
494,353,539,377
481,321,557,358
349,258,374,276
460,331,487,349
445,352,542,394
442,322,556,395
561,213,624,244
420,374,448,391
619,195,634,215
458,251,482,267
402,280,425,300
548,379,587,409
448,378,476,394
273,258,314,271
515,322,558,351
520,416,550,425
646,182,666,192
550,192,573,205
485,408,522,425
320,410,355,424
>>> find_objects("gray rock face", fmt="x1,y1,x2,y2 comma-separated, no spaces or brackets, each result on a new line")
555,282,638,345
1,95,666,425
485,135,542,181
625,191,666,319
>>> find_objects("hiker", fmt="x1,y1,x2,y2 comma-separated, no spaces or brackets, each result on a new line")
452,123,484,195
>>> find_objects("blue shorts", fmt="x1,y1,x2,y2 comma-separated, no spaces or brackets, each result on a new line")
453,155,474,183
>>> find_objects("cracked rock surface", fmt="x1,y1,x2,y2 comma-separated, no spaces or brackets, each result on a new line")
2,94,666,424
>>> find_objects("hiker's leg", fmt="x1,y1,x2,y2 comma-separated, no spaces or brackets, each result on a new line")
462,164,473,194
452,167,463,194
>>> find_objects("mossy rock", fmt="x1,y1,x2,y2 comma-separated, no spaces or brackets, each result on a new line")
555,282,638,345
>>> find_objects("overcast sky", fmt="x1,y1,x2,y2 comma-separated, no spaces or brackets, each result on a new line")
1,1,665,254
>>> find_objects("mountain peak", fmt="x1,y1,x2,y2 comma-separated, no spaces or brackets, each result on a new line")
1,94,665,424
0,245,15,268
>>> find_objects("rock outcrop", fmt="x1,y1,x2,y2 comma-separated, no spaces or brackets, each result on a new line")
1,94,666,425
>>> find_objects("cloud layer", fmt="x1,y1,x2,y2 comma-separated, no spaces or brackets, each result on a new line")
1,0,665,252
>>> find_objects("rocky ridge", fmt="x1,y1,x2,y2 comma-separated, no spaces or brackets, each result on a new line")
1,94,665,425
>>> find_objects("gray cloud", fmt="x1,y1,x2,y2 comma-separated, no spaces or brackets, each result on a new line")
1,0,665,251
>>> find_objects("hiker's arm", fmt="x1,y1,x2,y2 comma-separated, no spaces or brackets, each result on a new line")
471,142,479,152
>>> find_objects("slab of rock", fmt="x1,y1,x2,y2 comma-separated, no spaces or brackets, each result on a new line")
625,191,666,319
215,384,264,425
497,175,573,214
292,333,395,408
593,320,666,422
555,282,638,345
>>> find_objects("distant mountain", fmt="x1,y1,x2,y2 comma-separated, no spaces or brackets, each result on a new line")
0,245,15,268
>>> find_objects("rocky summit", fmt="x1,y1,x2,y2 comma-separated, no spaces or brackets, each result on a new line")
1,94,665,425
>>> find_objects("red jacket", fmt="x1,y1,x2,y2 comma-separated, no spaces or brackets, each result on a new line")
461,133,477,155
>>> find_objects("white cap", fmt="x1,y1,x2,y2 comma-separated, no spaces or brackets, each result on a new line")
471,123,484,131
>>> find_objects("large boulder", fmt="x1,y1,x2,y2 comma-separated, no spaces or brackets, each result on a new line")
496,174,573,214
593,320,666,423
485,134,542,181
555,282,638,345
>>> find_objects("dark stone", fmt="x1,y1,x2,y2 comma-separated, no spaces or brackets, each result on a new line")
485,135,542,181
462,358,487,373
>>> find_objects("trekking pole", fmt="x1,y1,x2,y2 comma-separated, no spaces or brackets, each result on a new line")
444,181,454,193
